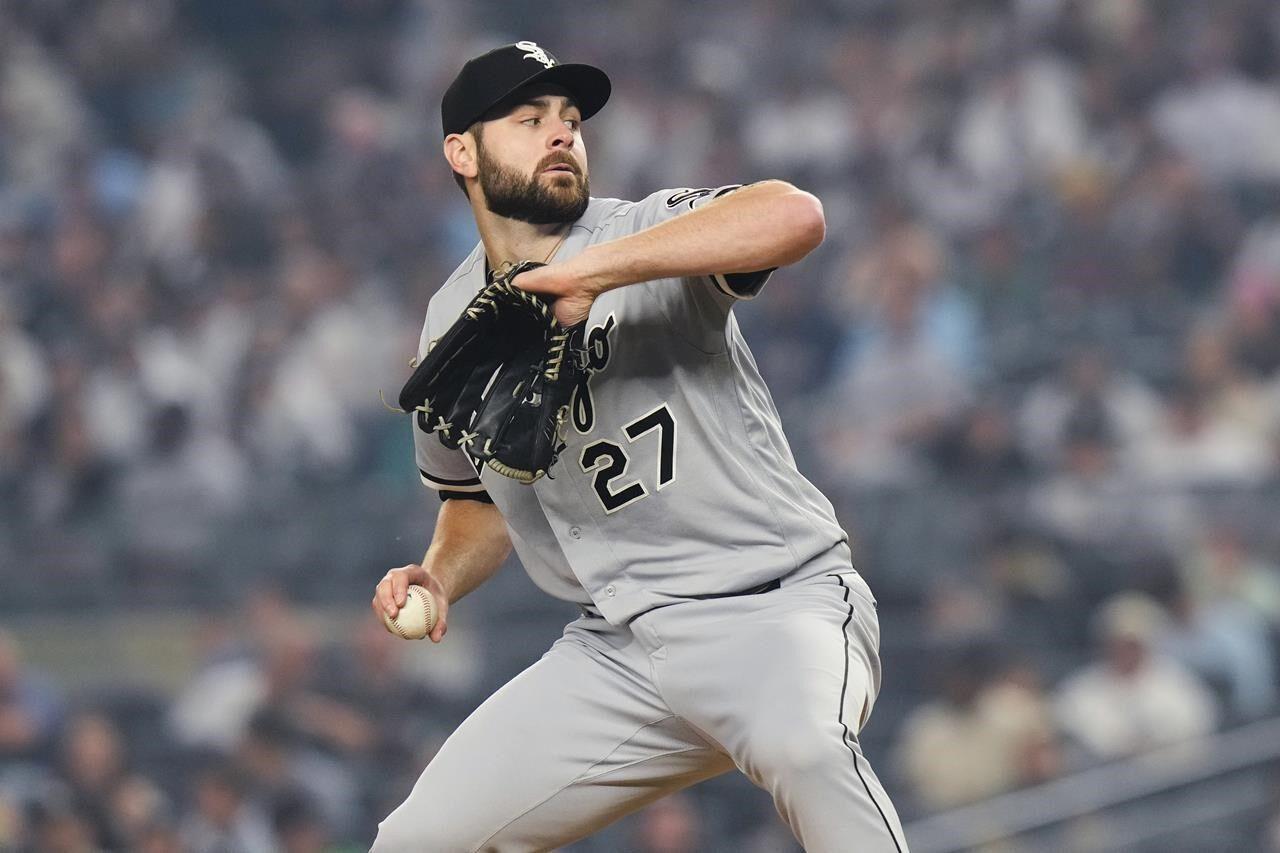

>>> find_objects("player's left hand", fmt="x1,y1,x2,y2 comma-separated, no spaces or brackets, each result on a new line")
511,261,598,327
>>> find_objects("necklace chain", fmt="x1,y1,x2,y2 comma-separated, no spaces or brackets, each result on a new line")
490,231,568,283
541,231,569,263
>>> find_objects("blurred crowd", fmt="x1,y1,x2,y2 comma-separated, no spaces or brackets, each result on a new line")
5,0,1280,849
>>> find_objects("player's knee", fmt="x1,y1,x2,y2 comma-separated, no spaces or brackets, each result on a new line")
747,714,850,779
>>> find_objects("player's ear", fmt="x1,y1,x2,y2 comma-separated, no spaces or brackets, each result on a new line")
444,132,479,180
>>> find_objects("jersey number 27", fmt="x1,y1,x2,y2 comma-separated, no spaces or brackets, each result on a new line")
578,404,676,514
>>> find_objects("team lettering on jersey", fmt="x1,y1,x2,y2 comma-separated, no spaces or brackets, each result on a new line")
664,185,742,210
572,313,617,434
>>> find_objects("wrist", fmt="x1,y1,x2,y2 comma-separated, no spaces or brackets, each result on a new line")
567,246,617,298
418,553,451,601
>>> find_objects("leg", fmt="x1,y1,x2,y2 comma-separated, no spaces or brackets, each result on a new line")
644,572,907,852
371,619,733,853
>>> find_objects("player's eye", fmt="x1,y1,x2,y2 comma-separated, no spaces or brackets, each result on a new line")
521,117,541,127
565,119,581,131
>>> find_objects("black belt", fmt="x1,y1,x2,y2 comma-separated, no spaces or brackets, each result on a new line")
578,578,782,619
687,577,782,600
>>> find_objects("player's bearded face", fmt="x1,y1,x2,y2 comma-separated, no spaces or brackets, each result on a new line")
475,136,589,224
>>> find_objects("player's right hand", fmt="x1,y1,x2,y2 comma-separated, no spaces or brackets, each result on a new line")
372,564,450,643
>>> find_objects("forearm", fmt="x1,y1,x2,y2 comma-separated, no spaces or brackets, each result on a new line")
423,499,512,603
570,180,825,293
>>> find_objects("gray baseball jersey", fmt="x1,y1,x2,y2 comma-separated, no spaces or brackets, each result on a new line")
412,186,852,624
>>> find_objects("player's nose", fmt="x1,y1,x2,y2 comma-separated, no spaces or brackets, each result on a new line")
548,120,575,149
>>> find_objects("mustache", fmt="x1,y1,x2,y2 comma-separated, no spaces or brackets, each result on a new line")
537,154,581,175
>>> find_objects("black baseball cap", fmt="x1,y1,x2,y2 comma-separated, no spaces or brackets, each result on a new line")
441,41,611,138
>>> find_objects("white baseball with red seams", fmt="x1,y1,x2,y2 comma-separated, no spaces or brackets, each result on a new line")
381,584,437,640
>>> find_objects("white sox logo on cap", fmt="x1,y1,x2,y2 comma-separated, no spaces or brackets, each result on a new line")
517,41,556,68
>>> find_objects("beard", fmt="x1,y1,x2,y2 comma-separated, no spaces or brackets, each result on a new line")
476,142,590,225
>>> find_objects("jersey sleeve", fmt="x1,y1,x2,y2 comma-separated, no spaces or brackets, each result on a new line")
412,409,486,495
409,310,489,500
617,185,776,300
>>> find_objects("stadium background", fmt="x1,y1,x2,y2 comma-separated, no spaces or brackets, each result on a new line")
4,0,1280,850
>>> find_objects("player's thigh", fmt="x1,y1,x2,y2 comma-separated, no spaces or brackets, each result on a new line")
657,572,880,761
371,627,732,853
652,574,903,851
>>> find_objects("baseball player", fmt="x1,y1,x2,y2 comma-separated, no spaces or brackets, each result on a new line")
371,42,906,852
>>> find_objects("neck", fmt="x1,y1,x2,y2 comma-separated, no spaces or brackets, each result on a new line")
473,201,573,272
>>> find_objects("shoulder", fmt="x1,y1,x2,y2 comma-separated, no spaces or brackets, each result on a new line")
576,195,636,233
580,188,712,230
435,243,486,301
425,244,486,321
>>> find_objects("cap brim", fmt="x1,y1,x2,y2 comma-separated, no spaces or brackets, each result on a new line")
484,63,612,125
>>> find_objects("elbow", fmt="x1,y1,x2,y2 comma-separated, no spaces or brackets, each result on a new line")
774,184,825,263
793,189,826,253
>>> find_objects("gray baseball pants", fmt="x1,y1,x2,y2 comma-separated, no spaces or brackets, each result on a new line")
371,569,906,852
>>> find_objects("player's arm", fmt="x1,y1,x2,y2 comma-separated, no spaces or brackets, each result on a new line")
372,497,512,643
517,180,824,323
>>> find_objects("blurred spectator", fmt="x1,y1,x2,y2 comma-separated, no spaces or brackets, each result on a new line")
834,224,982,376
1110,148,1242,299
0,629,65,759
633,792,702,853
953,54,1088,199
1183,323,1272,439
0,294,50,476
243,247,402,476
896,645,1060,810
930,397,1031,493
1146,564,1277,720
1054,592,1219,760
27,800,102,853
170,589,344,754
107,775,173,851
920,576,1004,646
235,708,359,842
1226,213,1280,375
272,790,331,853
1047,165,1130,297
180,760,276,853
135,821,184,853
1151,20,1280,182
57,712,128,850
1017,348,1162,471
115,402,250,582
23,359,116,526
823,225,975,485
1135,379,1274,486
735,268,844,407
1027,401,1196,556
981,528,1077,642
1182,524,1280,627
169,648,268,753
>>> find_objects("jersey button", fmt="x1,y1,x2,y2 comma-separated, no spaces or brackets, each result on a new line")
569,526,582,539
605,584,616,597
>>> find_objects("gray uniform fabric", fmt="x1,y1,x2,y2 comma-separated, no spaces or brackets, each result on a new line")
372,570,904,852
412,187,851,624
387,187,907,851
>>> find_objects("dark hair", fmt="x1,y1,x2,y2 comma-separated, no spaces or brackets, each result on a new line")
451,121,484,199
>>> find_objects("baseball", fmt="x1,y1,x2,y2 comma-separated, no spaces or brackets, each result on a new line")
382,585,438,640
